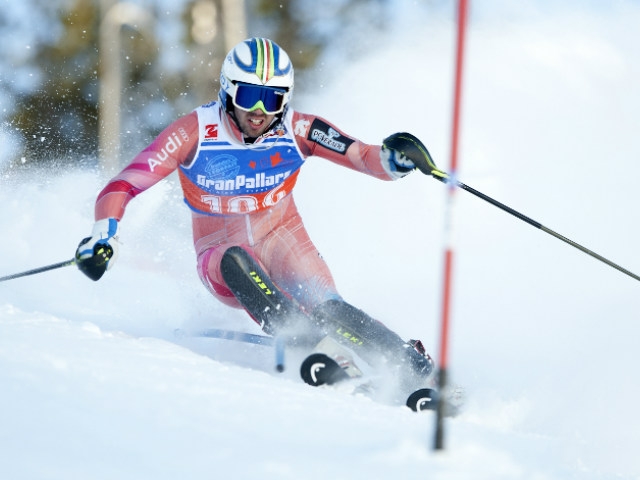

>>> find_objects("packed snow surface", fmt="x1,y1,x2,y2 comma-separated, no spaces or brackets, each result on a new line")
2,2,640,478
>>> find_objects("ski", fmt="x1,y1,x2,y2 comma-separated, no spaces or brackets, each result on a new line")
180,327,459,414
298,349,440,413
177,328,322,372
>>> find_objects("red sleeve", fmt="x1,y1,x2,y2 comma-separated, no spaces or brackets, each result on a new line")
290,111,392,181
95,112,200,220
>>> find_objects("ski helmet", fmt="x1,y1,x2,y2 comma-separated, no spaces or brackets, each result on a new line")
219,38,294,115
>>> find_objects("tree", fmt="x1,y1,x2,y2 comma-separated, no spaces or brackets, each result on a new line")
9,0,102,168
1,0,404,173
5,0,160,171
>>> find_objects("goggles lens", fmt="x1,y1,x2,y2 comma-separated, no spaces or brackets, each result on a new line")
233,83,287,114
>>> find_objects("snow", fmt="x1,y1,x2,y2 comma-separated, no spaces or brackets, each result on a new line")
2,1,640,478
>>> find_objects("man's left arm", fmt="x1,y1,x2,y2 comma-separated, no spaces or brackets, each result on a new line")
290,111,433,181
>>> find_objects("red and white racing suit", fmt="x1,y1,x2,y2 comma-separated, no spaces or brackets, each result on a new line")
94,102,396,318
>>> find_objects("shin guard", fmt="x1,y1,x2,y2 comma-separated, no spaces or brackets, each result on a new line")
220,246,307,336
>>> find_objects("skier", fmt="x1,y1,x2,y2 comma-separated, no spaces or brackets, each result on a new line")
77,37,436,389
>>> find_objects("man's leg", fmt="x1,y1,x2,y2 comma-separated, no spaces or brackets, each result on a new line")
220,245,320,337
311,299,434,382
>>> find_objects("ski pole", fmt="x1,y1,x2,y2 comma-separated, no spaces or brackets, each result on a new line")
0,258,76,283
426,168,640,282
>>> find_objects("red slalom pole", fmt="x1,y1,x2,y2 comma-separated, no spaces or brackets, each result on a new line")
434,0,469,451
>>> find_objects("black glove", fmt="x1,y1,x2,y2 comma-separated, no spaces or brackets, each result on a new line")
75,218,119,281
382,132,438,176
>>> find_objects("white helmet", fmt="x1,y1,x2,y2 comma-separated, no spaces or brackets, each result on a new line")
219,38,294,115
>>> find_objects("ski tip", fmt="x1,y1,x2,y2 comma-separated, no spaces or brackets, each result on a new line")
300,353,349,386
406,388,438,412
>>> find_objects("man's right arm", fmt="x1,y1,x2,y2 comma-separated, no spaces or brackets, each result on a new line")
95,111,200,221
75,112,200,281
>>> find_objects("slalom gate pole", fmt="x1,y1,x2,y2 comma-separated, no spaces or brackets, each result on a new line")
0,259,76,283
434,0,469,451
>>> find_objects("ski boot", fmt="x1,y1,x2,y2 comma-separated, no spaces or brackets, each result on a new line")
310,299,435,380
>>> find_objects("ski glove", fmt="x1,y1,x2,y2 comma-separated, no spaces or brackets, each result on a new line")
382,132,438,177
75,218,120,281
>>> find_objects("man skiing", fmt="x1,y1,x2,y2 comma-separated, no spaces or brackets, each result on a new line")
77,37,436,390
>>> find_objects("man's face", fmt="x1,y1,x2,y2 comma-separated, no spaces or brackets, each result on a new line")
233,106,276,139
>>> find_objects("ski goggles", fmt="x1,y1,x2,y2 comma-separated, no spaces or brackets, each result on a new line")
233,82,288,114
